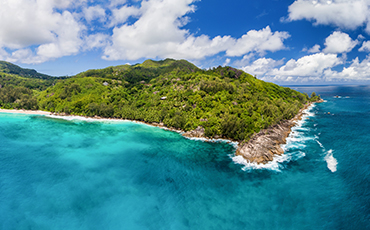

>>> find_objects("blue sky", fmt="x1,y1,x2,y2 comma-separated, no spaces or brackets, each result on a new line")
1,0,370,84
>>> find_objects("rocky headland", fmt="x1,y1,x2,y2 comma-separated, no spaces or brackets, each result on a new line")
235,99,323,164
183,99,323,164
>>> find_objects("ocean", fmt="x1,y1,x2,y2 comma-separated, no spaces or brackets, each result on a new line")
0,85,369,230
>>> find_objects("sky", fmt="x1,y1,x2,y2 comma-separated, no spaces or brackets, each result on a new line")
2,0,370,84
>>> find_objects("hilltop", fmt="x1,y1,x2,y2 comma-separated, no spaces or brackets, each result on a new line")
0,61,54,79
0,59,320,163
36,59,314,139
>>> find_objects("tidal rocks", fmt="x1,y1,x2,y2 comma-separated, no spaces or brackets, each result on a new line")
235,103,312,164
182,126,205,138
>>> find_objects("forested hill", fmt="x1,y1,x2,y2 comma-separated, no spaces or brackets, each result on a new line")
0,59,319,141
0,61,54,79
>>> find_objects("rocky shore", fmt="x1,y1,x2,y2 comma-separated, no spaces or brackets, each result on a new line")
235,100,323,164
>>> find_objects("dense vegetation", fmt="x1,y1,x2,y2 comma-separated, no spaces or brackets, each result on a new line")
0,59,320,141
0,61,55,79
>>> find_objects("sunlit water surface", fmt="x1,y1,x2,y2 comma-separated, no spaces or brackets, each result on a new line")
0,85,369,229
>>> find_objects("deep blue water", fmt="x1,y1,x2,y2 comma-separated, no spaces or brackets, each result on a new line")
0,85,369,230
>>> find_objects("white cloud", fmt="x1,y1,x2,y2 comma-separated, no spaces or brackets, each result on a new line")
358,34,365,40
109,0,127,8
226,26,290,56
109,5,141,27
84,33,110,50
271,53,342,78
223,58,231,66
6,49,34,64
84,6,106,22
233,53,256,67
0,0,85,64
246,52,370,83
305,44,321,53
323,31,358,53
103,0,290,61
103,0,196,60
36,12,83,59
0,0,291,65
242,58,284,77
286,0,370,32
0,48,8,60
359,40,370,52
324,56,370,81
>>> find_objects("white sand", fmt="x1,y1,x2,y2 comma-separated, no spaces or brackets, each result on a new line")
0,109,51,115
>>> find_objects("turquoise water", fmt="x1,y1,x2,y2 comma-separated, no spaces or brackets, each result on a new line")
0,85,369,229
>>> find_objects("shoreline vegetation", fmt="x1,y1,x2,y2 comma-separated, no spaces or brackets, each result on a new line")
236,99,323,164
0,58,323,164
0,98,323,164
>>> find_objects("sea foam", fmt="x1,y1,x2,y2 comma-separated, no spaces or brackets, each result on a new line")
231,104,315,172
231,151,306,172
45,114,125,123
324,149,338,172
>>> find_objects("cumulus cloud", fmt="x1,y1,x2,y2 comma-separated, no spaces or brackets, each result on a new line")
286,0,370,32
242,58,284,77
109,5,141,27
225,27,290,56
103,0,290,61
244,52,370,83
84,33,110,51
323,31,358,53
0,0,290,65
304,44,321,53
324,56,370,81
0,0,84,64
359,40,370,52
109,0,128,8
270,53,342,79
223,58,231,66
83,6,106,23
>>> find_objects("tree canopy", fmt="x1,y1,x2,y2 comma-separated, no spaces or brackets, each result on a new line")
0,59,320,142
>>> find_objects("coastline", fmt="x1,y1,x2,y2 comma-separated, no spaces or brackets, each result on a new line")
0,101,321,165
0,109,51,115
0,108,236,145
235,100,322,164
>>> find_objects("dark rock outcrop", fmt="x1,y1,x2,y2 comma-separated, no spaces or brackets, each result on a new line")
235,102,315,164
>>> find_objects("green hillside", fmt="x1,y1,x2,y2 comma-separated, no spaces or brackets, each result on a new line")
0,61,53,79
0,61,66,109
0,59,319,141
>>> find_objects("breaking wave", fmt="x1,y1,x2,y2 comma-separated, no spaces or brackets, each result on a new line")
45,114,126,123
231,104,315,172
324,149,338,172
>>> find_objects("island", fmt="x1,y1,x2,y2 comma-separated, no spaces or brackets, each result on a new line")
0,59,321,164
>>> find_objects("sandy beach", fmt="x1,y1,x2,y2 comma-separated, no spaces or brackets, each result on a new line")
0,109,51,115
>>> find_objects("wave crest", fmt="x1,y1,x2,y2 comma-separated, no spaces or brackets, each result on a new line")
231,104,316,172
324,149,338,172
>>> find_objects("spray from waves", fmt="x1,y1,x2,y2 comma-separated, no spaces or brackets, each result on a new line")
231,103,315,172
231,151,306,172
315,135,338,173
324,149,337,172
315,135,324,148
